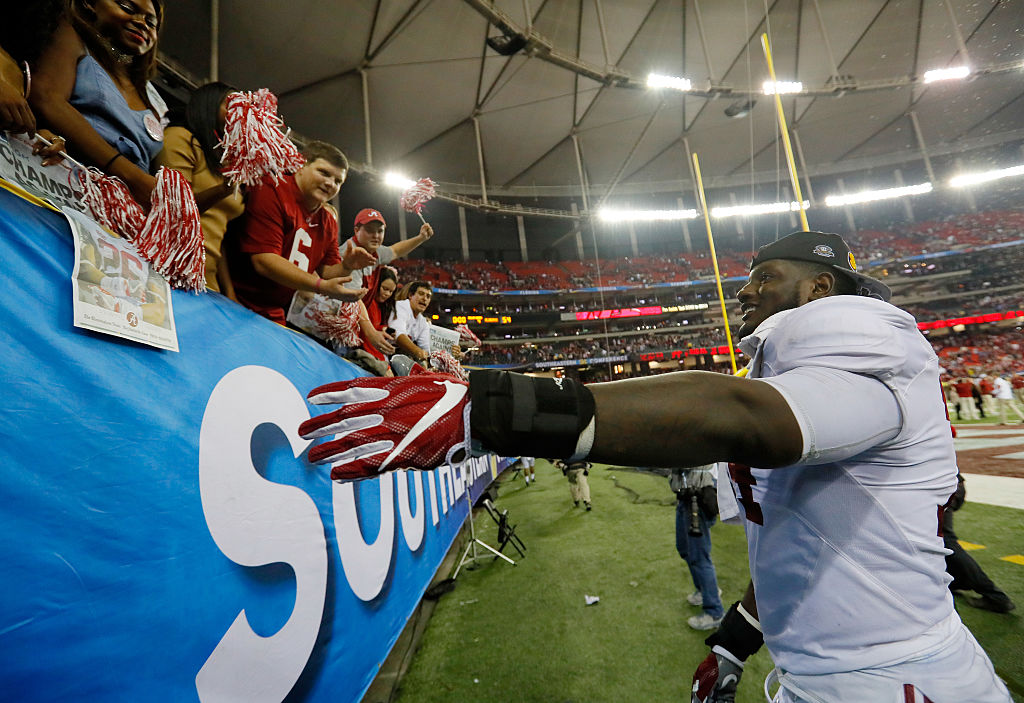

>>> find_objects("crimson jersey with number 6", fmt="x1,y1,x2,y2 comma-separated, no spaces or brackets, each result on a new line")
299,374,468,480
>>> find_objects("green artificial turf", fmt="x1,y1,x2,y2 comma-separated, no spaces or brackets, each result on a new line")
393,462,1023,702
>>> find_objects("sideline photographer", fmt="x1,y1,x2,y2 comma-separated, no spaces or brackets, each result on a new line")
554,459,592,511
670,465,724,631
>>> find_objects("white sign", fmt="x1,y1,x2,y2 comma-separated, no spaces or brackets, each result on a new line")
429,324,461,355
0,132,86,212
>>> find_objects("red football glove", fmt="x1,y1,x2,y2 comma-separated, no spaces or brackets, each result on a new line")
299,373,470,480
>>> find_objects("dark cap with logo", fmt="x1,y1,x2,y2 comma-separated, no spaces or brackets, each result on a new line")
750,231,891,301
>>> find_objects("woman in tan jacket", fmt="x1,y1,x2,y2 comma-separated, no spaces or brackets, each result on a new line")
155,82,244,296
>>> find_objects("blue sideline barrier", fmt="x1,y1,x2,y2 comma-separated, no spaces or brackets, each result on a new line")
0,185,510,702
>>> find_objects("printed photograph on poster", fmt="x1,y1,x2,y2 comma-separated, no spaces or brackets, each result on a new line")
0,132,86,213
286,291,360,347
64,207,179,351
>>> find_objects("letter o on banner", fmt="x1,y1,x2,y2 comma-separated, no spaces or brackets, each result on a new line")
333,475,395,601
396,470,425,552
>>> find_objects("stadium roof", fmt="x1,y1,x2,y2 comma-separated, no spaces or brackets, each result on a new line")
160,0,1024,209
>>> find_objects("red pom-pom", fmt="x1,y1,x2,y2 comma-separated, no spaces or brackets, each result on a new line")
400,178,436,215
219,88,305,187
455,323,481,347
77,168,145,240
308,300,362,347
429,349,467,380
133,167,206,292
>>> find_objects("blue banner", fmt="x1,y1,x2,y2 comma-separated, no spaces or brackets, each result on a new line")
0,185,508,702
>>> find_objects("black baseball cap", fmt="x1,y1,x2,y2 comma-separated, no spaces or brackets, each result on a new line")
750,231,891,301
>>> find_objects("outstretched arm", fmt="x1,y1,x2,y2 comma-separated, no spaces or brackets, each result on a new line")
588,372,802,469
301,369,803,481
390,223,433,259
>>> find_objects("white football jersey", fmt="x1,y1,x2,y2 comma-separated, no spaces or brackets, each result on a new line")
731,295,959,675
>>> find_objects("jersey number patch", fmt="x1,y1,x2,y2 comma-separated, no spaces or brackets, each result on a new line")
728,463,764,525
288,228,313,271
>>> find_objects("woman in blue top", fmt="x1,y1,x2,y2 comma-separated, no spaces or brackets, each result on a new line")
31,0,165,207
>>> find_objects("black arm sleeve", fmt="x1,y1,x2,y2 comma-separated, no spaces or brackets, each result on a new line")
468,370,596,459
704,602,764,662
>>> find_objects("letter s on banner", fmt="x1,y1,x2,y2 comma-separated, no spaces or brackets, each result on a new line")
196,366,327,702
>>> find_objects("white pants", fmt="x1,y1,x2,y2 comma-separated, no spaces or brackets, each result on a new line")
997,397,1024,424
956,396,978,420
766,621,1011,703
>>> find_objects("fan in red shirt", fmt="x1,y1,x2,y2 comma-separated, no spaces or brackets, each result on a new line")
360,266,399,364
953,377,979,421
230,140,370,324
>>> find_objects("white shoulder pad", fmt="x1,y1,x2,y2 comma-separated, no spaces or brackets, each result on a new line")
759,297,915,382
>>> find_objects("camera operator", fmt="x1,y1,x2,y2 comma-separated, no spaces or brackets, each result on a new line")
554,459,592,511
669,465,725,631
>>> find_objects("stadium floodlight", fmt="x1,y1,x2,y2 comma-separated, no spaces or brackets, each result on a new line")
384,172,416,189
762,80,802,95
598,208,698,222
922,66,970,83
647,73,692,92
711,200,809,218
824,182,933,207
949,164,1024,188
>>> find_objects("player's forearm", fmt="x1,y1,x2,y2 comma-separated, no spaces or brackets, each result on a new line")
586,372,802,468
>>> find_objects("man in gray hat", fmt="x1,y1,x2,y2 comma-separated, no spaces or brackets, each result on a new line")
300,231,1010,702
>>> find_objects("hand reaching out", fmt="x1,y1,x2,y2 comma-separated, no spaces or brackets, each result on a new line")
320,275,367,302
366,326,395,355
342,240,375,271
299,373,470,480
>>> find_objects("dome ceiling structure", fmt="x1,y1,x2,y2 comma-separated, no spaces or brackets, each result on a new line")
160,0,1024,214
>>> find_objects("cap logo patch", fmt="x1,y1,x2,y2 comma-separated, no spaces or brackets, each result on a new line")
370,211,379,218
812,245,835,258
848,252,857,270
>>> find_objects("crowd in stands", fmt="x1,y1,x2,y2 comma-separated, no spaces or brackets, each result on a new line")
0,1,467,377
390,213,1024,296
3,3,1023,382
472,330,727,366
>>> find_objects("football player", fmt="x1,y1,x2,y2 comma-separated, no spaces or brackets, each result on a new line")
298,231,1011,702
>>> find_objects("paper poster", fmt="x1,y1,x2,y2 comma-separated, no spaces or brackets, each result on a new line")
0,132,86,212
429,324,461,355
65,207,178,351
287,290,337,337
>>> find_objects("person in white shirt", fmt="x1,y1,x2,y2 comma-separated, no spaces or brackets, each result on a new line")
992,373,1024,425
388,280,434,363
